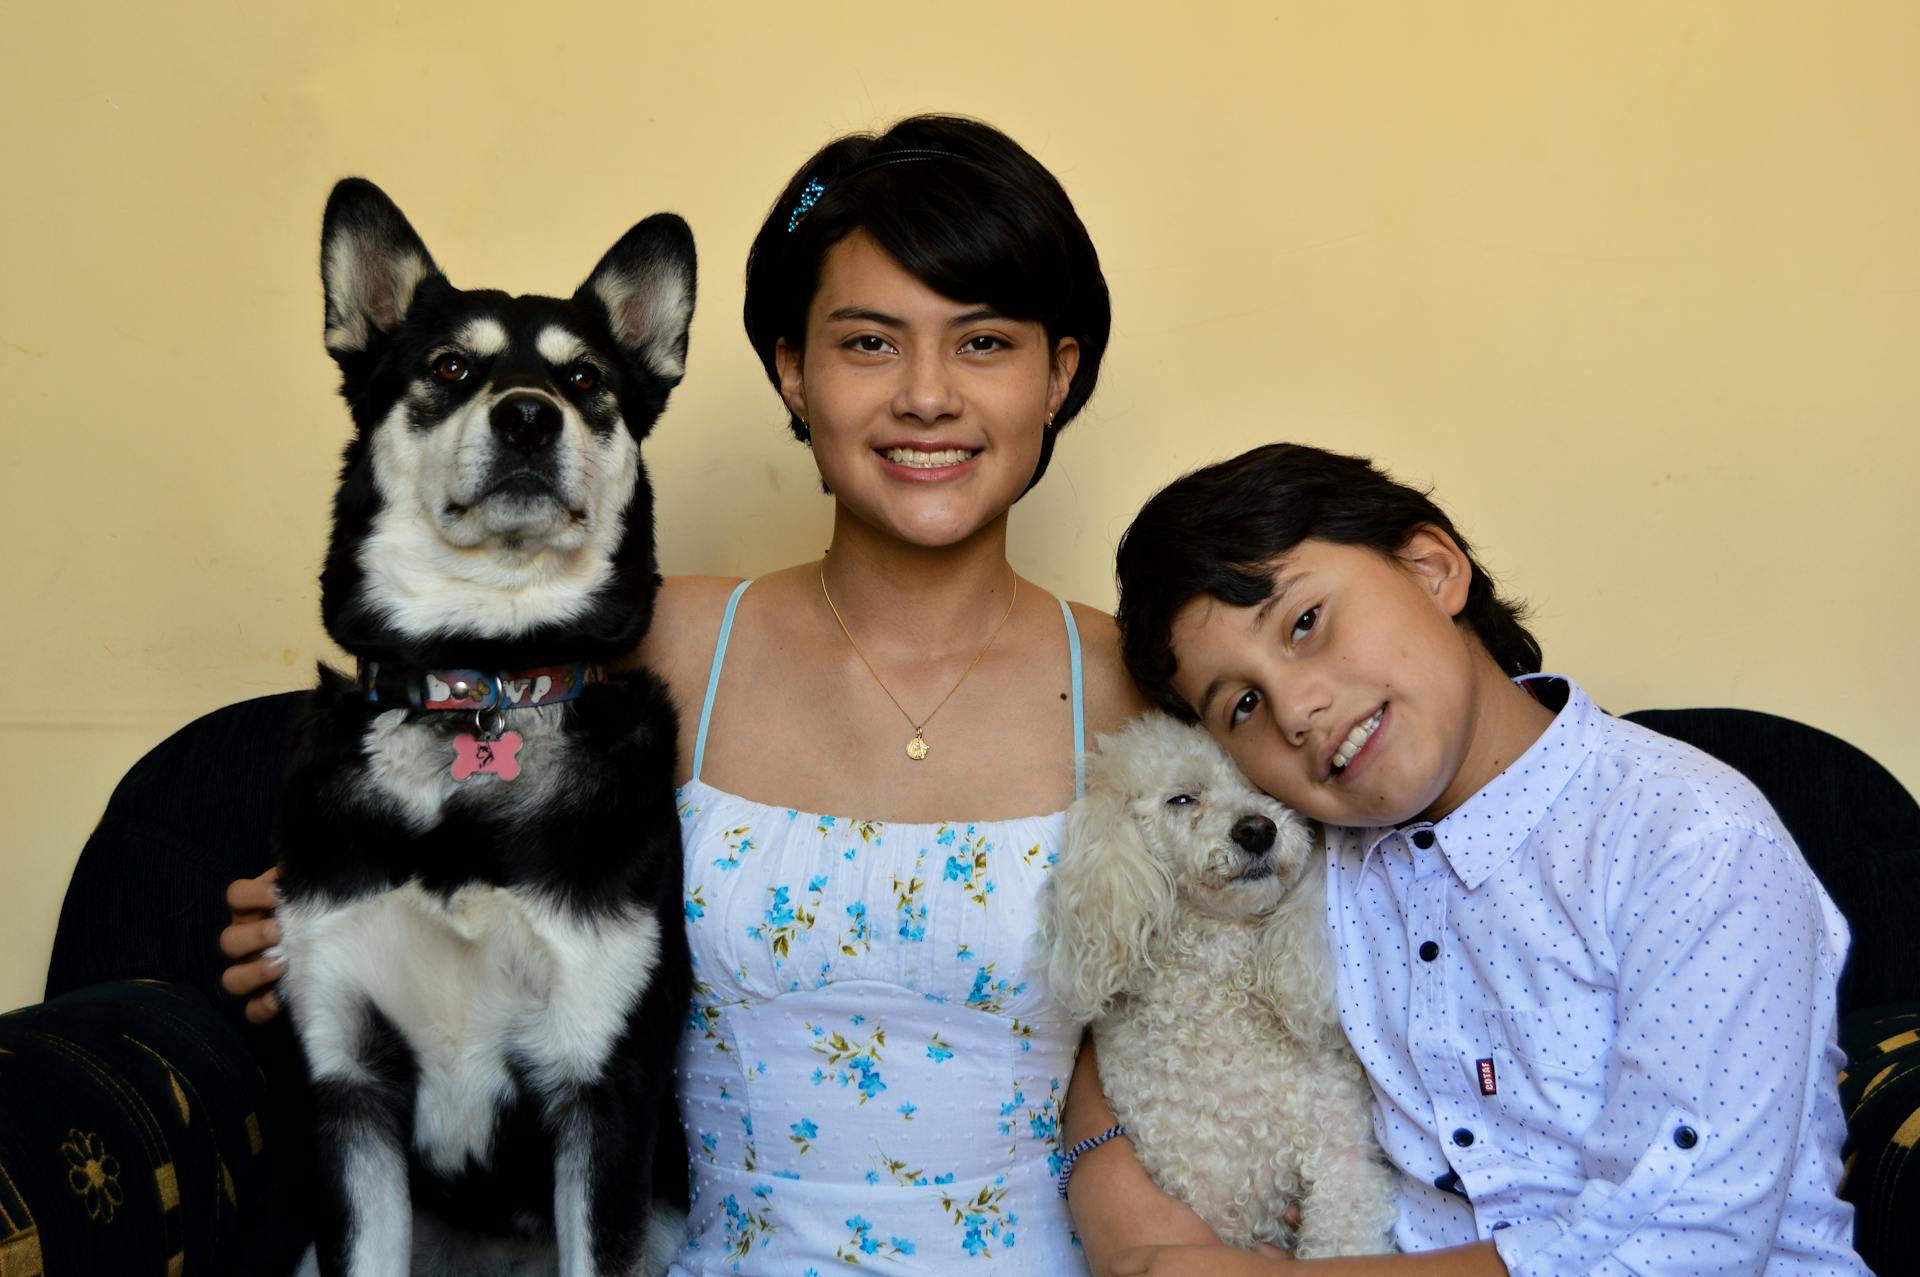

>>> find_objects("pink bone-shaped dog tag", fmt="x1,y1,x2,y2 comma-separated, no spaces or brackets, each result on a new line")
450,731,523,781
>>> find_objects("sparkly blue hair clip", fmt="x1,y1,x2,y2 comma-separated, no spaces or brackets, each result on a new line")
785,179,826,234
784,150,963,235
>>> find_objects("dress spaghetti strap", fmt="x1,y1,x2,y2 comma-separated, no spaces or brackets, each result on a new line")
690,579,752,782
1058,597,1086,796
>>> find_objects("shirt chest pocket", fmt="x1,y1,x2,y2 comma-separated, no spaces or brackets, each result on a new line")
1492,999,1611,1081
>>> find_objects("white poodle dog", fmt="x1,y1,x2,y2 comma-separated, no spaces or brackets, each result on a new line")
1046,712,1398,1257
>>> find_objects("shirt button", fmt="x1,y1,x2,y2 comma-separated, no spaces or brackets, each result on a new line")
1452,1128,1475,1147
1674,1125,1699,1150
1418,941,1440,962
1491,1221,1511,1232
1412,829,1436,849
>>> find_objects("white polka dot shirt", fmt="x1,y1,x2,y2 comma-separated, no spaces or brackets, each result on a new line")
1325,677,1867,1275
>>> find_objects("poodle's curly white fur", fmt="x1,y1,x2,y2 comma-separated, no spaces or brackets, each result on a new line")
1046,713,1398,1258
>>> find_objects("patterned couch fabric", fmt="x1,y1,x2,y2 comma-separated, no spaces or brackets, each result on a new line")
0,980,266,1276
1840,1003,1920,1277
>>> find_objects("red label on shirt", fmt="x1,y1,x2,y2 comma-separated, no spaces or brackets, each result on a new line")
1477,1057,1497,1095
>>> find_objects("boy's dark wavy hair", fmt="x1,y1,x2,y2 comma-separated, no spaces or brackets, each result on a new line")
1115,443,1543,719
743,114,1110,492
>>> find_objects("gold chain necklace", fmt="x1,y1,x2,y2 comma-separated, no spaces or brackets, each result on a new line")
819,559,1019,761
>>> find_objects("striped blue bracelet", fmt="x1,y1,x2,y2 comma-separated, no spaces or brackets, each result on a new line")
1056,1124,1128,1199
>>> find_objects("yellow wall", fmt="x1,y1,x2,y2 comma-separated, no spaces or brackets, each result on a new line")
3,2,1915,1010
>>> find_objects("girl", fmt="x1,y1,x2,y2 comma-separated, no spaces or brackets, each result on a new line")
1067,443,1865,1275
222,115,1146,1273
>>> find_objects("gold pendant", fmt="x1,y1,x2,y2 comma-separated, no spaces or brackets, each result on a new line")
906,730,930,761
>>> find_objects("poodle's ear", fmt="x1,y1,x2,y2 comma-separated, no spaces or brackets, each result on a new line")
1044,782,1176,1024
1250,821,1344,1045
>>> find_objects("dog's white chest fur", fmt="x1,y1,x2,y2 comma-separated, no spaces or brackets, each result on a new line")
280,881,661,1175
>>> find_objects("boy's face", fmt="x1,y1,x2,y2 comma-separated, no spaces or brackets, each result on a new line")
1167,532,1489,827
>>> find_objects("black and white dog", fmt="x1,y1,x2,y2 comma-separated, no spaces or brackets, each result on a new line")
275,179,694,1277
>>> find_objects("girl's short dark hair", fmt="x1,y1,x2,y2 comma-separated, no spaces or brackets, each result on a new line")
1115,443,1543,718
743,115,1110,489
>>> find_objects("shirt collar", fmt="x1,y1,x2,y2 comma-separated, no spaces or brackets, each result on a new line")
1352,675,1597,890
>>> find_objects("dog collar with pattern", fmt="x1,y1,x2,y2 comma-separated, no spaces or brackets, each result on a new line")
355,660,604,712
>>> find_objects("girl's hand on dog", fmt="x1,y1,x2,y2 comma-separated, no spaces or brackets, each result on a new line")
219,867,286,1024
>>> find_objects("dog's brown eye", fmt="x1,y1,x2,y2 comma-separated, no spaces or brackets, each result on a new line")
432,354,469,383
1166,794,1195,807
567,365,598,393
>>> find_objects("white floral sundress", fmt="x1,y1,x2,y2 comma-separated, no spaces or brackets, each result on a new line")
667,581,1089,1275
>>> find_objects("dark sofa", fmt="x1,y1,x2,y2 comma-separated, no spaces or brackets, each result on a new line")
2,694,1915,1274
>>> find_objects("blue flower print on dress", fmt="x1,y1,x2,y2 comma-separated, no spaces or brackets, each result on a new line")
837,1215,916,1263
713,824,754,870
998,1088,1026,1137
892,863,929,942
939,826,995,905
748,881,826,960
720,1188,775,1264
964,964,1028,1014
849,1055,886,1101
809,1023,888,1104
940,1176,1016,1258
841,900,874,956
926,1035,955,1063
789,1118,818,1155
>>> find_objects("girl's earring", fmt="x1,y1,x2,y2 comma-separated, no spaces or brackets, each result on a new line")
1044,411,1056,431
796,414,811,444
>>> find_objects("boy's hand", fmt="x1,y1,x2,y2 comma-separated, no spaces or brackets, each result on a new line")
218,867,286,1024
1114,1242,1294,1274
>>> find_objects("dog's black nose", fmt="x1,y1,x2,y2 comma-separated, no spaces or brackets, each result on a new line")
490,394,563,454
1231,815,1277,855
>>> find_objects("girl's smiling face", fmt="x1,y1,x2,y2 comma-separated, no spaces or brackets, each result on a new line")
1167,531,1495,827
775,231,1077,549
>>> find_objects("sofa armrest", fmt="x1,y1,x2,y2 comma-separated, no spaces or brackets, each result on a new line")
0,980,294,1275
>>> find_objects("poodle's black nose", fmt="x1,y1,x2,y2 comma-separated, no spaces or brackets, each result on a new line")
1231,815,1277,855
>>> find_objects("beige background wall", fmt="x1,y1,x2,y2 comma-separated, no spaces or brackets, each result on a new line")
2,1,1915,1011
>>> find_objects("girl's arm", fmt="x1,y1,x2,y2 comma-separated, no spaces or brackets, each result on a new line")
1069,1040,1506,1276
1109,1241,1507,1275
1062,1038,1221,1274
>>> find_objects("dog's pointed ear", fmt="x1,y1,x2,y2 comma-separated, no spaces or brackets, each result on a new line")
320,178,441,359
578,213,696,388
1044,775,1177,1025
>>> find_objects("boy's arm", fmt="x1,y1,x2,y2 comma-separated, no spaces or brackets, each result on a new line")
1489,822,1854,1277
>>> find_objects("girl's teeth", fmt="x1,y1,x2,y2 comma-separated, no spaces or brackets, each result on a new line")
1331,708,1384,772
884,447,975,468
